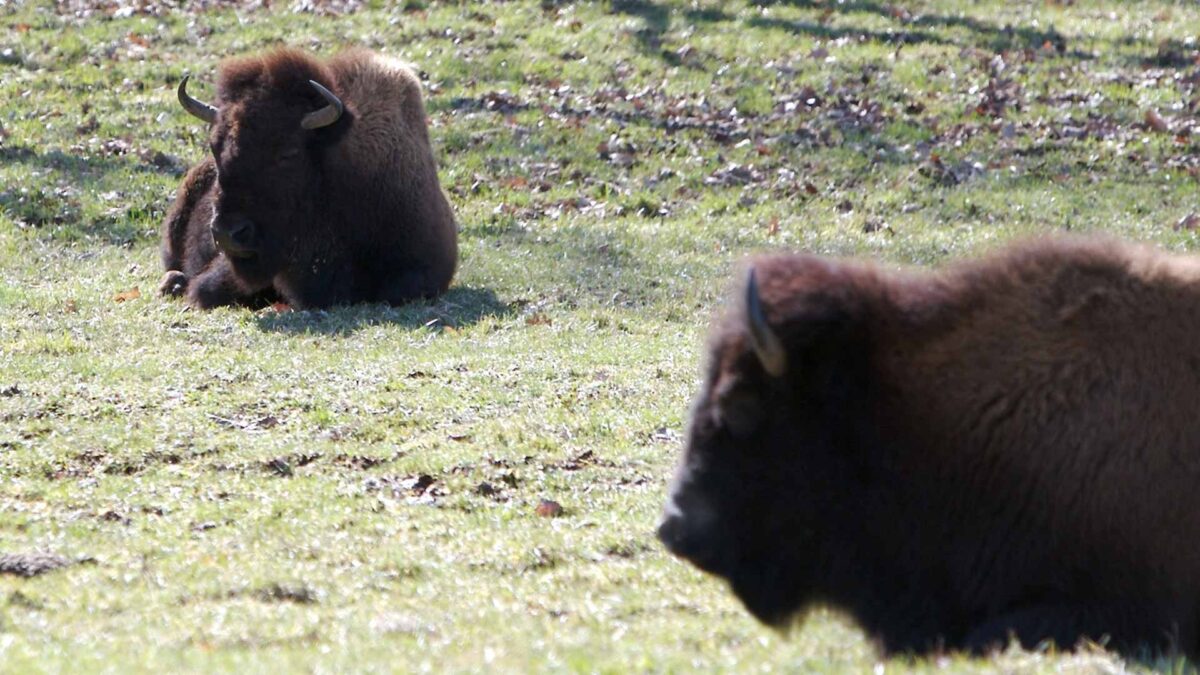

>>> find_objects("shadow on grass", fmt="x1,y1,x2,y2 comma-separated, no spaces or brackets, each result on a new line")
606,0,742,64
0,143,183,247
465,217,726,312
608,0,671,56
249,216,698,338
253,286,513,336
749,0,1089,57
745,15,950,47
0,144,182,177
609,0,1104,60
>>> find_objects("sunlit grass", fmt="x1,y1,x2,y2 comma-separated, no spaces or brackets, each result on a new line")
2,0,1198,671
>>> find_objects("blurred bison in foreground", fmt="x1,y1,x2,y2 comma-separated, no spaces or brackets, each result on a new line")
659,236,1200,659
160,48,457,309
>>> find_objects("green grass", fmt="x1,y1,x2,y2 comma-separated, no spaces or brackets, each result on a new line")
2,0,1199,671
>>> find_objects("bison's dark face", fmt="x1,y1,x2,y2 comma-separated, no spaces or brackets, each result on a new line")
178,75,345,283
659,270,862,627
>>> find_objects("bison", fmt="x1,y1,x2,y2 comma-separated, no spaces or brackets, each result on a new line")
658,236,1200,659
160,48,457,309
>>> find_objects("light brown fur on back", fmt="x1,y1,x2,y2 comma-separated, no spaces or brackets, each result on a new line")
325,49,435,176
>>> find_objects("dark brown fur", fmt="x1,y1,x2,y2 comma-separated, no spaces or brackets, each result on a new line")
160,48,457,309
659,236,1200,659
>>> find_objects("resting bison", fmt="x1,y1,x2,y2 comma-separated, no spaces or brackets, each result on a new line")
160,48,457,309
659,236,1200,659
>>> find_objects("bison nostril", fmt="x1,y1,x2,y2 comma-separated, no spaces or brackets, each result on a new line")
228,220,255,245
658,513,726,574
656,514,681,547
658,513,702,556
658,496,731,573
211,217,257,258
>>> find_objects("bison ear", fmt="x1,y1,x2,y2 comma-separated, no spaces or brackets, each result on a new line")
745,269,787,377
712,374,765,439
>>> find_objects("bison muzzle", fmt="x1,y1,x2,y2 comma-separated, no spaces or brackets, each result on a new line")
661,236,1200,659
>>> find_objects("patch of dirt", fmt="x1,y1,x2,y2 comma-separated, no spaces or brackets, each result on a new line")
604,541,655,559
253,582,320,604
364,474,446,505
207,412,280,433
331,453,398,470
52,0,263,18
263,452,321,477
0,552,90,577
44,449,184,479
542,450,615,471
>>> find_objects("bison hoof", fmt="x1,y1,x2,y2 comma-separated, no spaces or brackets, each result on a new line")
159,270,188,297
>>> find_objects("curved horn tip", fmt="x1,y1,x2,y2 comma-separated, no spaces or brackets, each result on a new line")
177,75,218,124
301,80,344,130
745,268,787,377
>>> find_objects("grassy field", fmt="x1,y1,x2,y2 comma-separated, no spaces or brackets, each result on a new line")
2,0,1198,671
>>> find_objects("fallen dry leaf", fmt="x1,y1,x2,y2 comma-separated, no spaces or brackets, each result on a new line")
535,499,563,518
113,287,140,302
885,4,913,21
1145,109,1170,133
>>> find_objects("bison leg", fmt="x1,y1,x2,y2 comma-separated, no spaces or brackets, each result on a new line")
963,603,1181,656
161,159,216,273
186,256,269,309
159,270,188,297
378,269,434,306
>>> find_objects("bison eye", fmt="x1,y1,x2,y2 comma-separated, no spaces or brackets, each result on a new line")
713,384,765,439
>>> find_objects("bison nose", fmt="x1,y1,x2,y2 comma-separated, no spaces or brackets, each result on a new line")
211,216,257,258
657,500,728,574
657,513,690,551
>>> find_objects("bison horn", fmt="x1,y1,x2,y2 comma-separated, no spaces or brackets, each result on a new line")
745,269,787,377
178,75,218,124
301,80,344,130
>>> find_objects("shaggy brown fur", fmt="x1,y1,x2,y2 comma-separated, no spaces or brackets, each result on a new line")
659,235,1200,659
160,48,457,309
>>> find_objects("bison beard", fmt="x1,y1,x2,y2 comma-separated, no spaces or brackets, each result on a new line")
660,236,1200,659
160,48,458,309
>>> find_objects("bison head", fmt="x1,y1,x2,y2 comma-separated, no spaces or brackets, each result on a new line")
659,266,868,627
177,53,347,283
